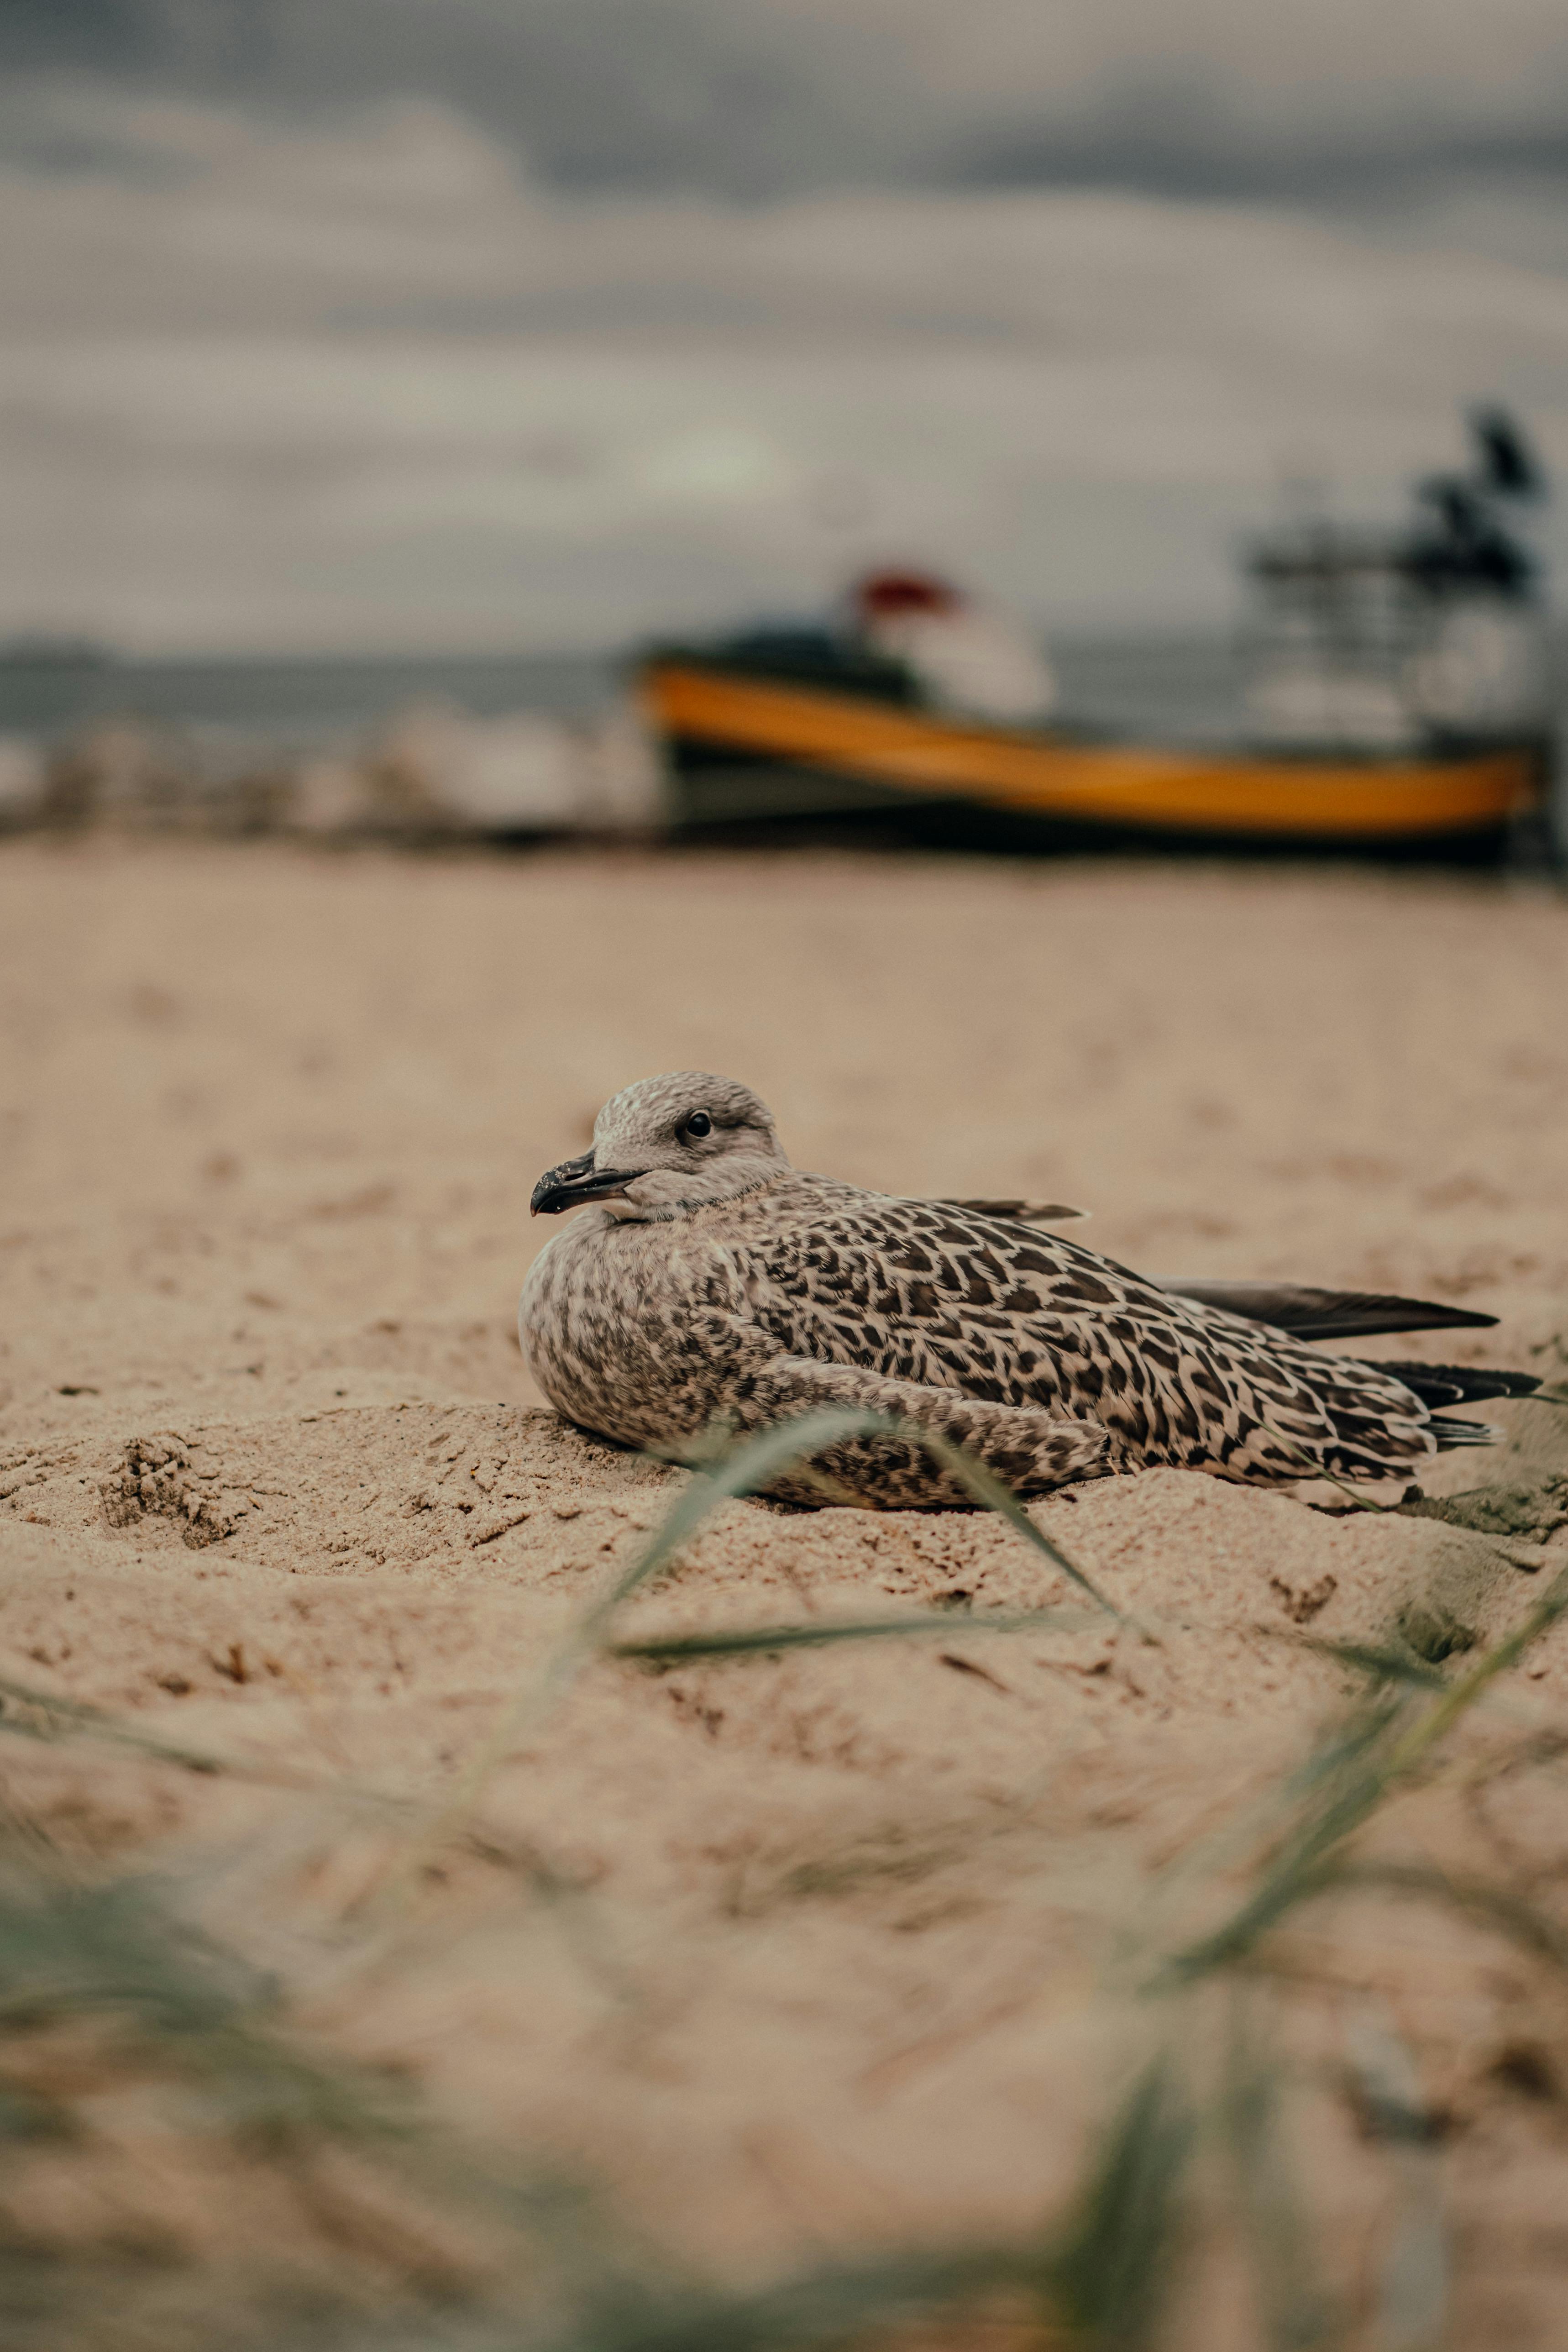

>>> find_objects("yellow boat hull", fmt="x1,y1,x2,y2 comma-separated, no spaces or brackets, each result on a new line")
644,662,1541,843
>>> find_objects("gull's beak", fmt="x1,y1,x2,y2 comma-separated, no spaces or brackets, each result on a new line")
530,1152,645,1216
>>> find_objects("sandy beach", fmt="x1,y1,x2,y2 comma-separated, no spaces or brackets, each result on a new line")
3,835,1568,2347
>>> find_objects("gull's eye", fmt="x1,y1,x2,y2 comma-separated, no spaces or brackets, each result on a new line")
682,1111,713,1140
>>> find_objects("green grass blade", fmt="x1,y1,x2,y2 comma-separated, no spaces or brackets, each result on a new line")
1328,1861,1568,1973
1045,2052,1195,2347
1166,1561,1568,1984
610,1604,1096,1664
1381,1557,1568,1775
616,1407,1122,1623
372,1405,1122,1909
0,1671,283,1783
876,1418,1131,1624
530,2242,1045,2352
597,1408,902,1625
1297,1640,1451,1691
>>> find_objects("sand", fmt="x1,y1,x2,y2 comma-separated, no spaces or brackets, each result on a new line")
3,835,1568,2346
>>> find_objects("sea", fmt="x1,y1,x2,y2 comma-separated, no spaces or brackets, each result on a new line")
0,636,1259,756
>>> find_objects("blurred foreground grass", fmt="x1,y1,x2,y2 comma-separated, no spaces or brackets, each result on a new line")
5,1395,1568,2350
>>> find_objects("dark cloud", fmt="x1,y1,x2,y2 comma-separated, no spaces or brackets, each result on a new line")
4,0,1566,205
0,0,150,71
0,0,900,199
949,83,1568,207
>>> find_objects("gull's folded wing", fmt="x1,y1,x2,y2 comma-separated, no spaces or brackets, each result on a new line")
1372,1360,1536,1405
928,1209,1498,1341
1156,1281,1497,1341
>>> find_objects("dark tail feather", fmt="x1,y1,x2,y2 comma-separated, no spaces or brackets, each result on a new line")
1429,1418,1502,1450
1159,1281,1497,1342
1369,1360,1540,1409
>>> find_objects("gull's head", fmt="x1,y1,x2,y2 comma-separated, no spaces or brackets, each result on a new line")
530,1072,790,1222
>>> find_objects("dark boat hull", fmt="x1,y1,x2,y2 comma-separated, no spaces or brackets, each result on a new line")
644,660,1546,855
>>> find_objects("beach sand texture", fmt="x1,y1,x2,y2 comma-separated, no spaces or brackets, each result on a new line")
3,836,1568,2346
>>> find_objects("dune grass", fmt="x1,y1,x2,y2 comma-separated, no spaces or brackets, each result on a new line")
2,1403,1567,2348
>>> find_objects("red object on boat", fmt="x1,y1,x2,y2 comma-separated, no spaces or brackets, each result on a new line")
854,569,961,618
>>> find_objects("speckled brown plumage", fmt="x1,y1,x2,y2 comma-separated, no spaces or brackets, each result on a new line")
520,1073,1526,1509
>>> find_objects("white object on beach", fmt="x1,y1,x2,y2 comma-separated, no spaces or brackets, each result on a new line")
0,735,45,822
369,698,664,833
288,755,377,835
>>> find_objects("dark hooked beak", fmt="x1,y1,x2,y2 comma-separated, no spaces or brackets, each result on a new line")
530,1152,646,1216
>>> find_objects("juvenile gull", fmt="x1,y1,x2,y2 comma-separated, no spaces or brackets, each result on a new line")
520,1073,1534,1509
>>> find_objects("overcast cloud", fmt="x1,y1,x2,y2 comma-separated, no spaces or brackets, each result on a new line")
3,6,1567,652
5,0,1568,202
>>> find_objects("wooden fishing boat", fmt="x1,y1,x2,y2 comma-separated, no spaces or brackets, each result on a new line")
641,644,1546,851
641,408,1555,855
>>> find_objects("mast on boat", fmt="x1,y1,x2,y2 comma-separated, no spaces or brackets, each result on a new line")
1241,407,1551,756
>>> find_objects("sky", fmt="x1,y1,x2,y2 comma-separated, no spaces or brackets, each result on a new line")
4,0,1568,654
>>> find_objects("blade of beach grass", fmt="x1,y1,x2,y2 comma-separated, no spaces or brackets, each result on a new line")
1154,1748,1411,1987
626,1409,1123,1624
1157,1708,1432,1986
366,1412,907,1911
1278,1686,1418,1784
1289,1632,1568,1736
526,2063,1196,2352
1380,1555,1568,1772
0,1668,531,1856
884,1421,1136,1627
1293,1639,1450,1691
0,1668,632,2026
0,1792,678,2327
1083,1689,1427,1979
1070,1611,1521,1954
1164,1560,1568,1983
528,2241,1049,2352
609,1604,1100,1664
1044,2051,1196,2348
1327,1861,1568,1973
0,1865,405,2148
1256,1423,1396,1513
597,1410,908,1624
1211,1622,1556,1740
1121,1689,1425,1970
0,1669,333,1787
372,1407,1127,1914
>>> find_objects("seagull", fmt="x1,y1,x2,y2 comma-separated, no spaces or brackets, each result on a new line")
520,1073,1534,1509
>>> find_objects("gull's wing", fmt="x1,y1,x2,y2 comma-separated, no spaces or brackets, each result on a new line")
747,1174,1546,1481
1154,1279,1497,1342
760,1178,1441,1486
933,1223,1494,1341
928,1198,1493,1337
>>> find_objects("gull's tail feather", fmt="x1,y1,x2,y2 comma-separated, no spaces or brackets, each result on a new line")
1161,1280,1498,1343
1429,1418,1503,1450
1369,1361,1540,1409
